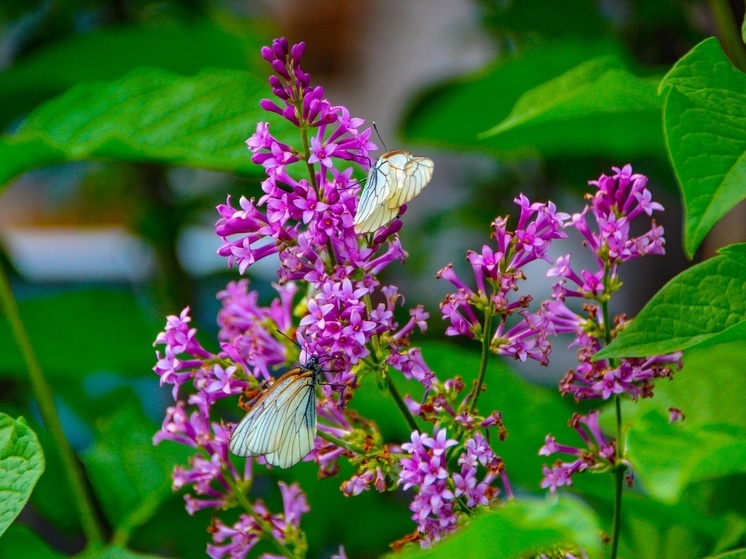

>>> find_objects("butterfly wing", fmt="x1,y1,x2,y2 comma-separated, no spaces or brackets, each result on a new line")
353,155,398,234
229,369,317,468
386,155,434,209
353,151,434,234
263,381,317,468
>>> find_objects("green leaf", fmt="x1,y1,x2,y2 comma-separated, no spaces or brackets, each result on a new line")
704,550,746,559
0,67,295,187
402,39,635,156
659,37,746,258
0,289,161,380
480,56,664,158
596,255,746,359
719,243,746,269
391,496,601,559
0,21,272,130
84,545,171,559
0,414,45,537
82,394,190,535
616,493,743,559
622,340,746,504
0,525,64,559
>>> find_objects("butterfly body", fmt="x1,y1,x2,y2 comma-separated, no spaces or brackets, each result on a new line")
353,150,434,234
229,356,322,468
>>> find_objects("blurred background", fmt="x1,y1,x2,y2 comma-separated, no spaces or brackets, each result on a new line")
1,1,744,558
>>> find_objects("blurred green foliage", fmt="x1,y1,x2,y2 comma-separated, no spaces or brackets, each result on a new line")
1,1,745,558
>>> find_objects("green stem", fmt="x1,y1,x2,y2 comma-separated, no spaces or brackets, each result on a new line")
386,372,419,432
224,474,299,558
317,429,366,455
610,395,624,559
708,0,746,72
469,312,493,414
0,266,106,548
601,265,624,558
299,125,318,191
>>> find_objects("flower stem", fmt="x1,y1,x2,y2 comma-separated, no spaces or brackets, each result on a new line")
610,395,624,559
225,473,300,558
602,286,624,559
469,312,493,414
317,429,366,455
708,0,746,71
0,266,106,548
386,371,419,432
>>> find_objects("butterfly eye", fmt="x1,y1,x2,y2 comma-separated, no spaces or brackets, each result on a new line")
353,150,434,234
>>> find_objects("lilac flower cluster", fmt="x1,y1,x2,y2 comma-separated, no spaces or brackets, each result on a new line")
153,295,314,558
208,481,309,559
438,195,569,365
537,165,682,490
539,411,618,492
391,369,512,545
153,36,440,557
398,429,510,546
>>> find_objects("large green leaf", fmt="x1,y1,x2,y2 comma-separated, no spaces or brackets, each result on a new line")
719,242,746,269
391,496,601,559
480,56,663,158
596,255,746,359
401,39,634,156
0,21,272,130
659,38,746,258
0,66,295,187
0,289,161,380
622,340,746,504
616,493,743,559
87,546,172,559
0,414,45,537
0,525,64,559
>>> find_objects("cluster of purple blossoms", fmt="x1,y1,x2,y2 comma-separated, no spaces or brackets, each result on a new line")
153,36,443,557
539,411,619,492
153,297,314,559
208,481,309,559
398,429,510,546
537,165,682,491
438,195,570,365
392,370,512,545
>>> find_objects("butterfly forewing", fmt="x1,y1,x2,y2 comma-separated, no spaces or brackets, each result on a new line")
229,358,321,468
353,150,434,234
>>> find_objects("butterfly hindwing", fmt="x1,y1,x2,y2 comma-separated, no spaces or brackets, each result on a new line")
353,150,434,234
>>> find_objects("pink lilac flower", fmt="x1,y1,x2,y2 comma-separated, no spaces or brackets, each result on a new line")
206,481,309,559
398,428,510,546
438,197,569,365
154,36,441,557
539,411,614,492
537,165,682,491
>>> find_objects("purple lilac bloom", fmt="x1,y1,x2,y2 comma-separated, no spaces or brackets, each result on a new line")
537,165,682,491
207,481,309,559
438,197,569,365
398,428,510,546
154,36,441,557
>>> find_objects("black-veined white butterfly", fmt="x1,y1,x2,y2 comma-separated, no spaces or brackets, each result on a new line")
353,150,434,234
229,356,323,468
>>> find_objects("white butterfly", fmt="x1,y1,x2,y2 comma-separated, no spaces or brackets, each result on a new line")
229,356,322,468
353,150,434,234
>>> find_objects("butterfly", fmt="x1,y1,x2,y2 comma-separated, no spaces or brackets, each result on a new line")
353,150,434,234
229,355,323,468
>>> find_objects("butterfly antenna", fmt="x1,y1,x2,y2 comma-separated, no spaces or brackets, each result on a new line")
372,122,388,152
276,328,303,350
